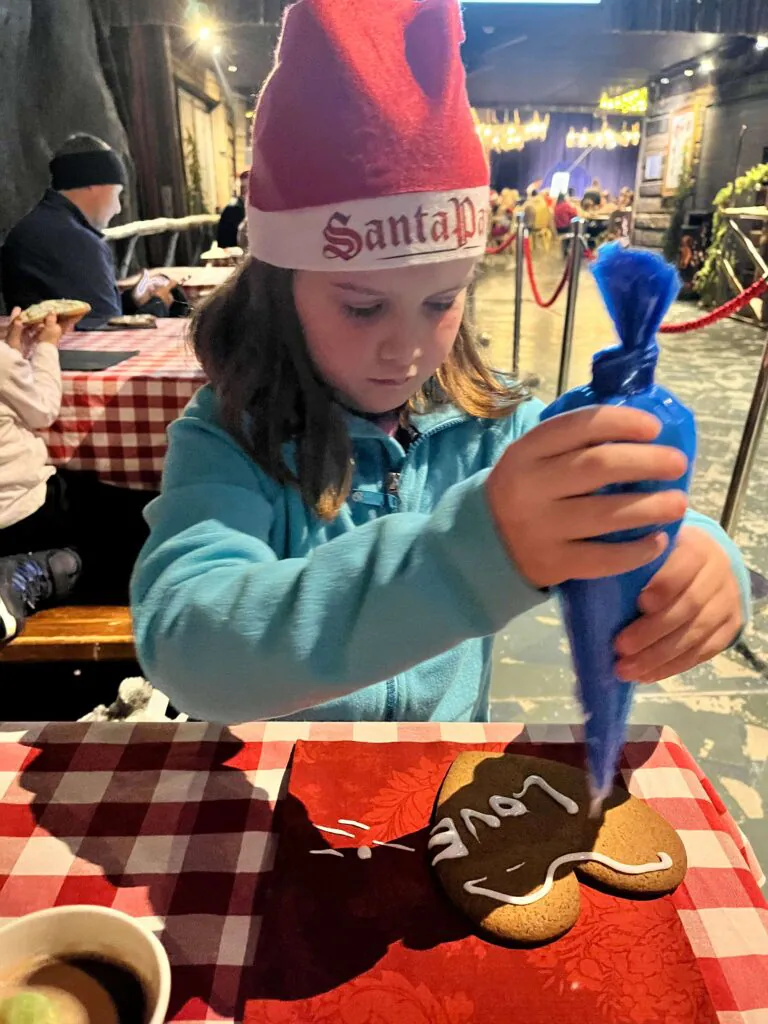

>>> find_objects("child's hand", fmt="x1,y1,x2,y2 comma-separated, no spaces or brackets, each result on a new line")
3,308,25,352
3,310,63,353
614,525,742,683
486,406,689,589
34,312,63,347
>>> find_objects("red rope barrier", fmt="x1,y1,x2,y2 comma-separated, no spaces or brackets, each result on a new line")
659,277,768,334
583,245,764,333
485,231,517,256
523,236,571,308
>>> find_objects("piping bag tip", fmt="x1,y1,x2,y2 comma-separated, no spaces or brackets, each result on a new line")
588,787,611,820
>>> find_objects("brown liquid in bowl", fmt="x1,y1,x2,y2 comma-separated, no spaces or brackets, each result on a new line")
1,956,147,1024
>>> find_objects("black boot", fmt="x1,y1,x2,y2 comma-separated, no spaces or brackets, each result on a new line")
0,549,82,644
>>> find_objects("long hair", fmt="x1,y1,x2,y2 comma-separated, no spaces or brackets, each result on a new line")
192,258,528,520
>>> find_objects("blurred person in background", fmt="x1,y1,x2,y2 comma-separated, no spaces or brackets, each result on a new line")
217,170,250,249
1,135,178,322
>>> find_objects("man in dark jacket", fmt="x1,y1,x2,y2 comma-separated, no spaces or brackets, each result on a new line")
216,170,249,248
1,134,172,321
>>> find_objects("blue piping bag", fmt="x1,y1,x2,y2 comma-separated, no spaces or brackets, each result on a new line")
541,244,697,816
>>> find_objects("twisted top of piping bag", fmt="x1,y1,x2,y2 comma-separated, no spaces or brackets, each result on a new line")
590,243,681,398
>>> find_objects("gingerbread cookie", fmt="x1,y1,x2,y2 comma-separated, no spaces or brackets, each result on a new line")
429,752,686,944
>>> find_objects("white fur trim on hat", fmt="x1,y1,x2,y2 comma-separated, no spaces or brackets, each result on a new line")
248,187,490,271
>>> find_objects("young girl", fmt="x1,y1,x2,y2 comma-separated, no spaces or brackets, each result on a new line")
131,0,748,724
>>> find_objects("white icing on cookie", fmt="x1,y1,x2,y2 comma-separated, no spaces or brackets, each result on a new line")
464,850,673,906
339,819,370,830
488,795,528,818
513,776,579,815
310,849,344,858
357,845,373,860
461,808,502,842
316,825,356,838
429,817,469,865
373,841,415,852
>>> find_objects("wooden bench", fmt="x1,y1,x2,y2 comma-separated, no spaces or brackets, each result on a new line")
0,607,135,664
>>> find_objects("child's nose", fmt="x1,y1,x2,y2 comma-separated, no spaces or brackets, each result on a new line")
378,331,423,367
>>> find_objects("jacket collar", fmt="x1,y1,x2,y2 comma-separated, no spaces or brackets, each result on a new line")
343,401,468,441
42,188,103,237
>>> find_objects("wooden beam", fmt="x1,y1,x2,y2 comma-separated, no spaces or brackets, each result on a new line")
94,0,287,28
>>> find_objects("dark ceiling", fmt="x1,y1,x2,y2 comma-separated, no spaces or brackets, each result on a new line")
461,4,721,108
217,2,745,112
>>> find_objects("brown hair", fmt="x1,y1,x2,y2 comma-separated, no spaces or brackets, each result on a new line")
192,258,528,520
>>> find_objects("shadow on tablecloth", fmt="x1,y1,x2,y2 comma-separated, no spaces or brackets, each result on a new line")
15,724,268,1022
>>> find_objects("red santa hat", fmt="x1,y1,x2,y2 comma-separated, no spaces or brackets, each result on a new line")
247,0,489,272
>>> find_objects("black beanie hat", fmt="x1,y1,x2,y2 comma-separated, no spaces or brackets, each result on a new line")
50,143,127,191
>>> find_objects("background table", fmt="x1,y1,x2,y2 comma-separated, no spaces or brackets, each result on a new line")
45,320,205,490
0,721,765,1024
118,266,235,303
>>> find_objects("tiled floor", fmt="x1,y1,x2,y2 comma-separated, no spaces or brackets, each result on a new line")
479,251,768,870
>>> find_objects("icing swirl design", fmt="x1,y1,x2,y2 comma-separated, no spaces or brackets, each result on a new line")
428,817,469,864
512,775,579,815
464,851,673,906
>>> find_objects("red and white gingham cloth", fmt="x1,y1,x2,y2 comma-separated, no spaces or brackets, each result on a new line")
44,320,206,490
0,721,765,1023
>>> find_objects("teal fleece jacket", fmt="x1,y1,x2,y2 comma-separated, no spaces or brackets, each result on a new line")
131,386,750,724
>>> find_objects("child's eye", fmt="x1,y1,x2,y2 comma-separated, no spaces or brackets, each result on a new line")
427,298,459,314
344,304,383,320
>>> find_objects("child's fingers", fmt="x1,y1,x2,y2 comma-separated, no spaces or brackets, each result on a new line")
552,444,688,498
638,529,708,614
620,615,739,684
615,566,717,657
4,311,24,350
563,533,668,581
525,406,662,459
561,490,687,541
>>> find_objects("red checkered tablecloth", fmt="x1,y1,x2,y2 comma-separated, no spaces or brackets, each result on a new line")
45,320,205,490
0,721,765,1024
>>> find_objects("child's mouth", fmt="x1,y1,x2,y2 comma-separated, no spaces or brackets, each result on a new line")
368,377,414,387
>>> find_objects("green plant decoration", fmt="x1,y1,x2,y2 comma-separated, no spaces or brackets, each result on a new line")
184,130,209,215
662,161,694,264
694,162,768,305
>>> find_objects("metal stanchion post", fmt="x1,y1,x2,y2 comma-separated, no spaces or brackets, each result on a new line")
721,334,768,536
720,333,768,611
512,210,526,379
556,217,585,397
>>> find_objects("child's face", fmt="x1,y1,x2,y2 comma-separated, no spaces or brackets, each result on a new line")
294,258,477,414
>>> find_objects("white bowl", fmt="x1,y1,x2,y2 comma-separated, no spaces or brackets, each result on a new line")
0,905,171,1023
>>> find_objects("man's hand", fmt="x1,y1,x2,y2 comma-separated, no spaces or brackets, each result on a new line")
149,277,177,310
614,525,743,683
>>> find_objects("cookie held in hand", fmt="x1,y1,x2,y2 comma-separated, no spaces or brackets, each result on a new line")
430,752,686,944
19,299,92,325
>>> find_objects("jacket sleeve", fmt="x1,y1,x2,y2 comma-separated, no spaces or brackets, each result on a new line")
0,343,61,430
131,398,546,723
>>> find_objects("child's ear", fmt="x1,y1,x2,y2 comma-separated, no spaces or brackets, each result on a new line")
577,793,687,896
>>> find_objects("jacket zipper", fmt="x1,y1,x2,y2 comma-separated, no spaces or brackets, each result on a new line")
381,415,465,722
386,416,465,505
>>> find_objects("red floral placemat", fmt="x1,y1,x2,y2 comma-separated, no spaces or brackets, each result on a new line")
246,741,718,1024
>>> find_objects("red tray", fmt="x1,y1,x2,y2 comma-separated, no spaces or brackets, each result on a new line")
246,741,717,1024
